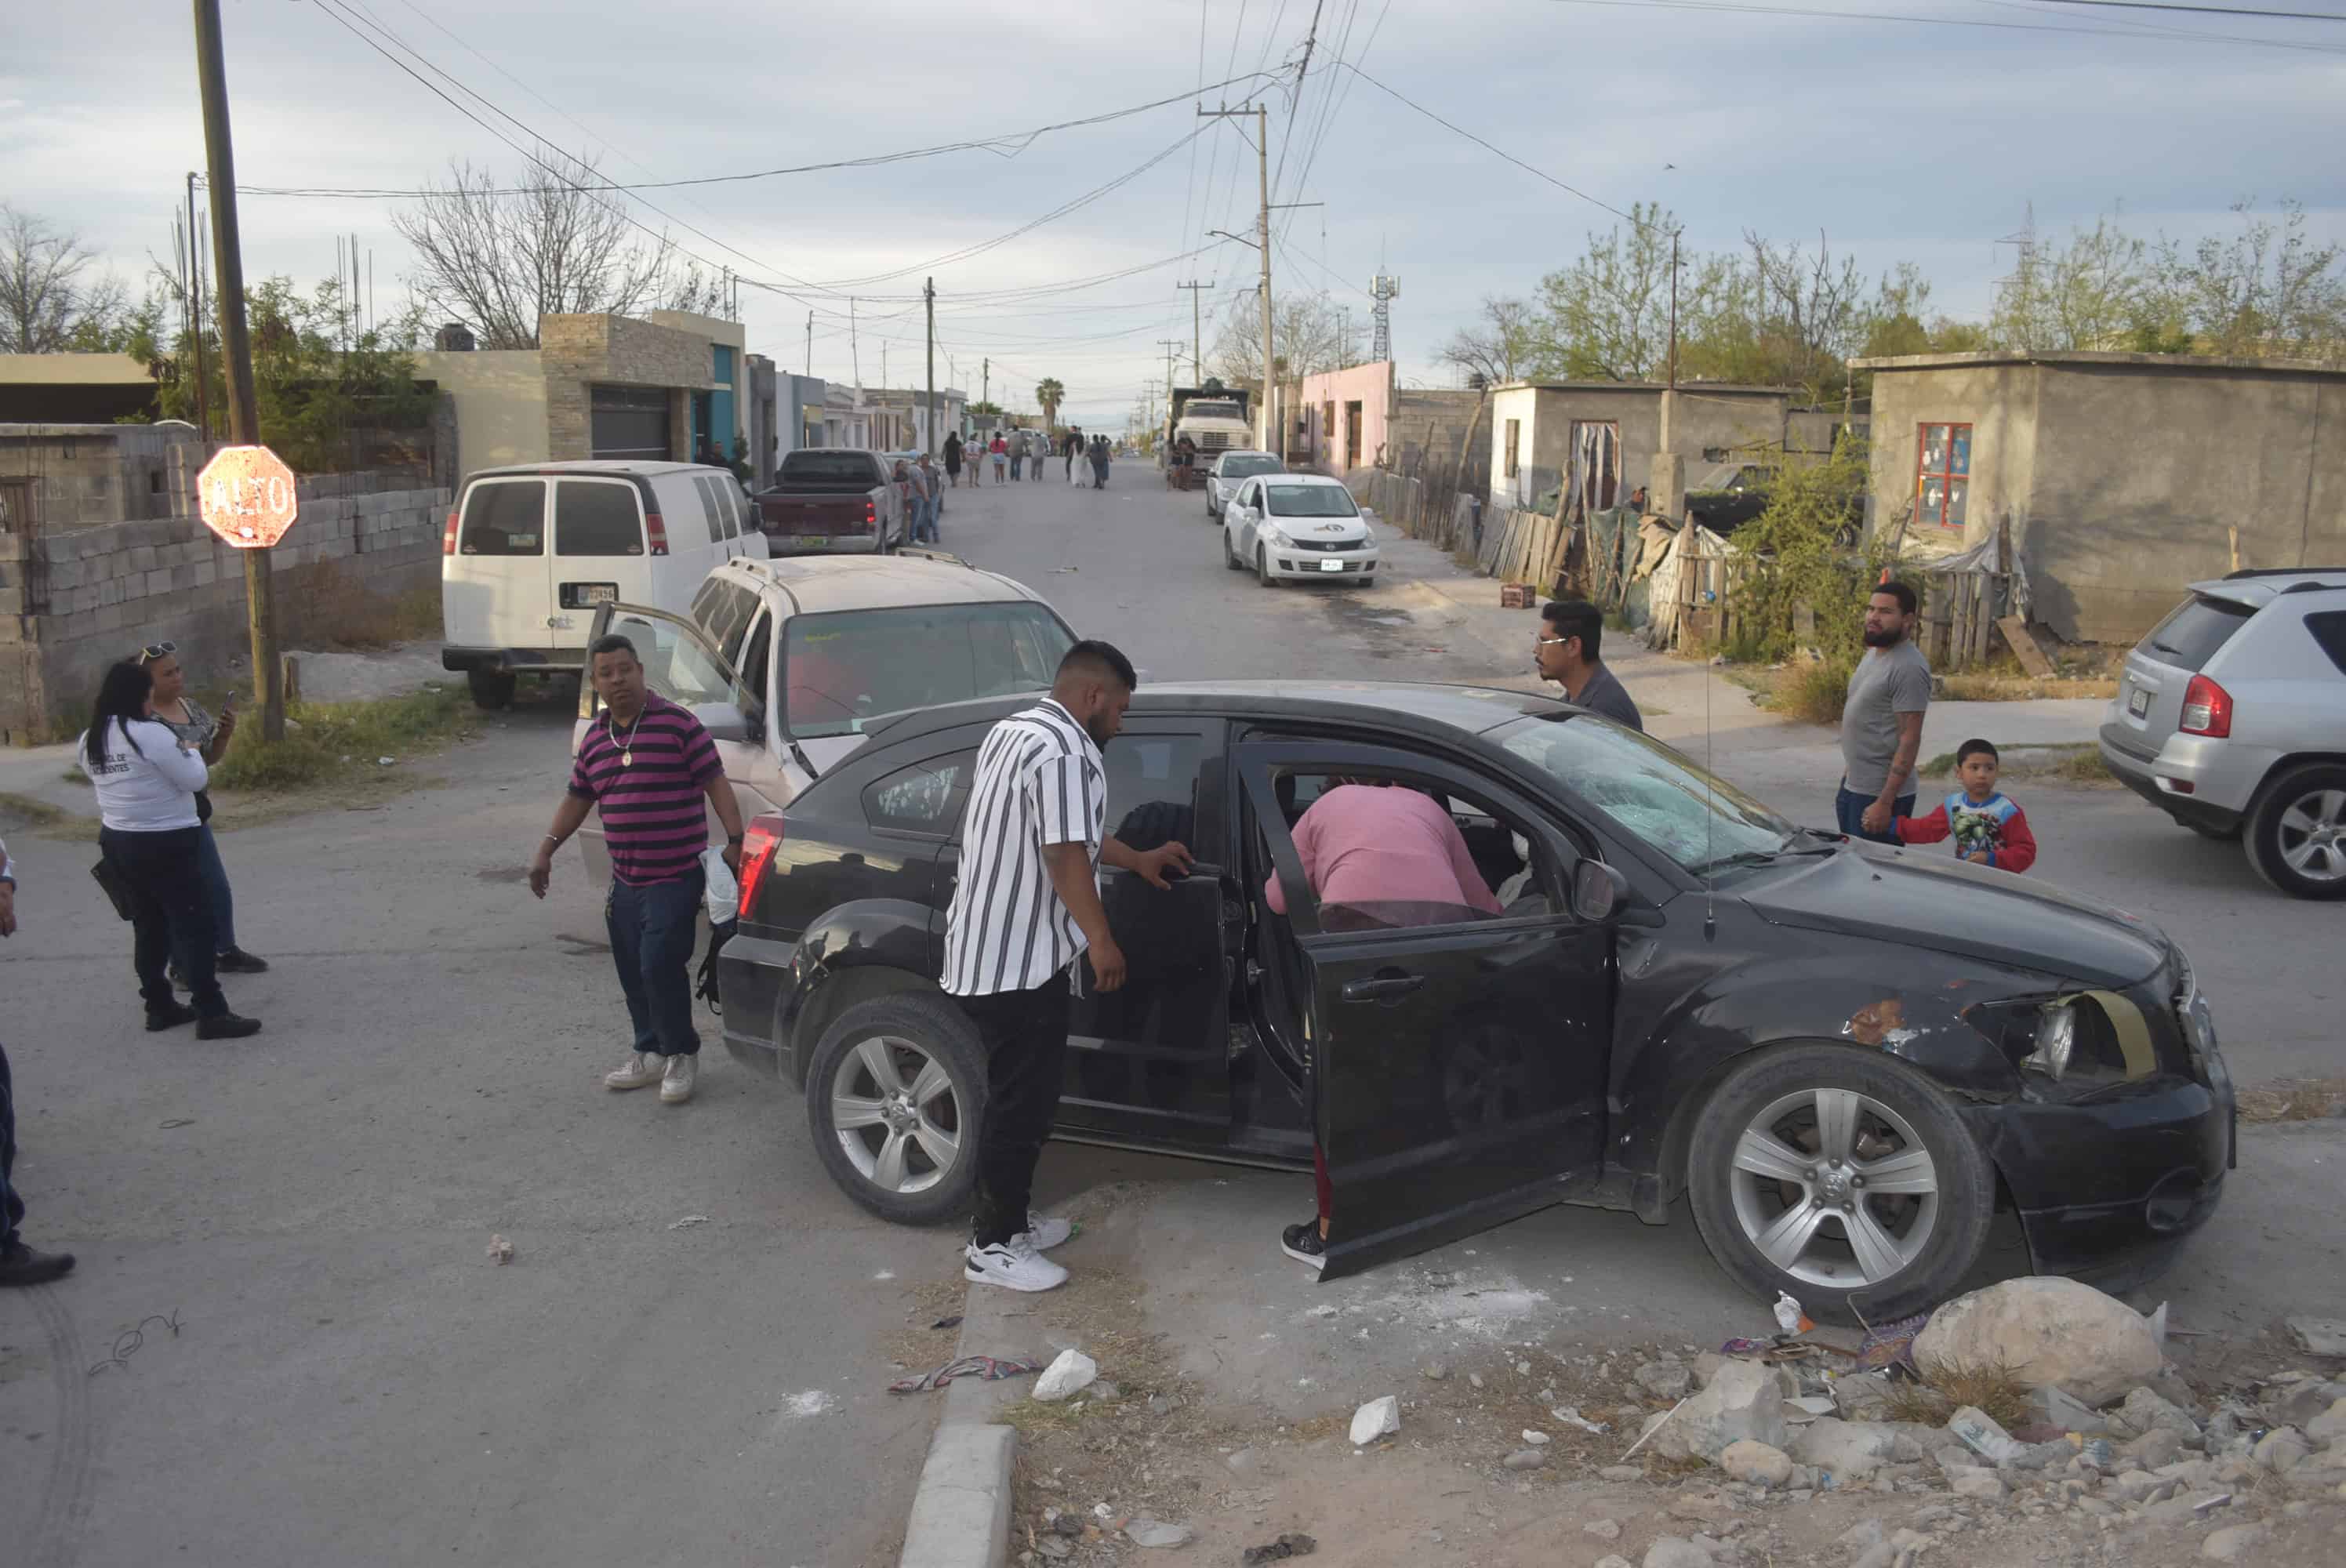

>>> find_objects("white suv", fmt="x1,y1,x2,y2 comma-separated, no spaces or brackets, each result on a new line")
2099,568,2346,898
570,554,1077,883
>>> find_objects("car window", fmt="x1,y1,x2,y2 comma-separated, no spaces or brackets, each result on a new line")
688,475,727,546
1103,734,1206,855
1222,455,1280,479
781,452,880,486
688,577,761,662
1492,712,1792,874
1265,484,1358,518
783,601,1076,737
554,480,645,556
597,608,734,709
457,479,544,556
2300,610,2346,677
862,751,977,835
714,478,742,540
2138,594,2252,671
735,608,773,718
1255,769,1550,929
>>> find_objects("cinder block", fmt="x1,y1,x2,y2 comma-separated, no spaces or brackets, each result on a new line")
192,561,218,587
144,568,174,597
95,603,128,633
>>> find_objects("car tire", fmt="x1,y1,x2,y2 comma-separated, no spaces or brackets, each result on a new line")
2244,762,2346,899
1224,528,1244,571
466,668,517,710
1685,1043,1996,1326
804,993,986,1227
1257,544,1280,588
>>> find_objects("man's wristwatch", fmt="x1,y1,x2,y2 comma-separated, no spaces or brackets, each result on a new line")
726,833,745,846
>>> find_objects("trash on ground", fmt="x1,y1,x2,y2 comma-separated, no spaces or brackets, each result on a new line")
1124,1517,1191,1549
485,1234,514,1264
1854,1311,1933,1371
1239,1532,1317,1566
888,1354,1045,1395
1033,1348,1100,1402
667,1214,712,1229
376,756,395,766
1550,1405,1611,1435
1773,1291,1811,1336
931,1314,964,1331
1350,1394,1401,1445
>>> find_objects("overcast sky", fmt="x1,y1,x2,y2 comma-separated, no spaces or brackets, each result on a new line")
7,0,2344,426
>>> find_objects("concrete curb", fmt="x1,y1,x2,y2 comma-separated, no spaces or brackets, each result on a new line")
897,1279,1033,1568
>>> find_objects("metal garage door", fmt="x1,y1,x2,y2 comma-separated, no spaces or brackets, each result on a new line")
590,385,671,461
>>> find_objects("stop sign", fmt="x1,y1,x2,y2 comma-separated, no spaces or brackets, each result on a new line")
198,445,300,549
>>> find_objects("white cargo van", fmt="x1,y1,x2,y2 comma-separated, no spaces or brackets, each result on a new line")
441,461,768,708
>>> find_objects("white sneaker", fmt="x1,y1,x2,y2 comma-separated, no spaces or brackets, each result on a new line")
1018,1212,1077,1251
964,1236,1068,1293
605,1051,665,1091
659,1054,697,1104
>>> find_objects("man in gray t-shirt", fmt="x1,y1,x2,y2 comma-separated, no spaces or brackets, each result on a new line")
1535,598,1644,732
1838,582,1930,844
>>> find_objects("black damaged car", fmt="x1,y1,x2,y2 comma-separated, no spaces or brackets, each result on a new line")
717,681,2236,1321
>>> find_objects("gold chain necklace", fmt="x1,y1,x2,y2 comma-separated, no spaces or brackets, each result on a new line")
607,704,648,767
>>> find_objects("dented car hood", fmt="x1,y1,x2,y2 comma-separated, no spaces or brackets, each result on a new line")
1741,844,2170,989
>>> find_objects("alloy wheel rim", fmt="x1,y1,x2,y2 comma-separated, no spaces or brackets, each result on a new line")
1728,1087,1941,1289
830,1034,962,1195
2276,788,2346,882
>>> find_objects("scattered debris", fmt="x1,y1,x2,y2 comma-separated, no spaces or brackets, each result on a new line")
2290,1317,2346,1358
1349,1395,1400,1446
888,1355,1045,1396
782,1390,837,1417
1520,1428,1552,1446
1551,1405,1611,1435
1773,1291,1810,1336
932,1315,964,1331
486,1234,514,1264
1420,1362,1447,1381
1124,1517,1191,1549
1650,1359,1789,1462
1033,1349,1100,1403
666,1214,712,1229
1238,1532,1316,1566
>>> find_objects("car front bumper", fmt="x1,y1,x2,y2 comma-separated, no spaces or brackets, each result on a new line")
1264,547,1380,580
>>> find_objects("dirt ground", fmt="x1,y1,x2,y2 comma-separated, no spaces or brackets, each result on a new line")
988,1192,2346,1568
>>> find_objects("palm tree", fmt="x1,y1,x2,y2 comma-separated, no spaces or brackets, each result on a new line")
1035,377,1065,434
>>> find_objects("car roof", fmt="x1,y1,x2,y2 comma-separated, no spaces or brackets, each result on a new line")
715,554,1050,613
1259,474,1349,488
2188,570,2346,610
855,680,1567,745
462,460,718,481
1213,449,1277,461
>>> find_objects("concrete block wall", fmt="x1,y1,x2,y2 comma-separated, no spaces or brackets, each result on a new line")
0,423,207,532
0,481,448,738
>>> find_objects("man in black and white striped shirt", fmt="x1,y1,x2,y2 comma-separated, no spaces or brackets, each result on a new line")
945,641,1192,1292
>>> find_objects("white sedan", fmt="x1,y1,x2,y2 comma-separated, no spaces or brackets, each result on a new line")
1220,473,1381,587
1204,449,1284,519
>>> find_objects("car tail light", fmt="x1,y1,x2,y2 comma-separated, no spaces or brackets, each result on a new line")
865,499,877,532
645,512,670,557
738,816,783,920
2180,674,2232,737
442,509,460,554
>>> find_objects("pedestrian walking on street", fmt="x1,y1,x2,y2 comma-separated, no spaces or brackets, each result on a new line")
1533,600,1643,731
76,661,262,1039
943,431,964,488
138,641,270,978
1838,580,1930,845
1008,437,1025,481
529,634,746,1106
990,431,1009,484
944,641,1193,1292
1064,426,1083,485
0,832,76,1288
911,452,942,544
1088,434,1111,489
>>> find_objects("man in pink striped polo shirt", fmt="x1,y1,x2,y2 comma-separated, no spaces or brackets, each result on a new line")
529,634,745,1105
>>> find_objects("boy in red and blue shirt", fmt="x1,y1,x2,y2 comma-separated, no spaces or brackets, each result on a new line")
1896,738,2037,873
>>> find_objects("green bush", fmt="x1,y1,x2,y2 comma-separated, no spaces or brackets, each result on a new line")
1726,435,1890,666
210,687,472,793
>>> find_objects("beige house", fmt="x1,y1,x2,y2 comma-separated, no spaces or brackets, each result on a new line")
1486,381,1806,515
1855,350,2346,644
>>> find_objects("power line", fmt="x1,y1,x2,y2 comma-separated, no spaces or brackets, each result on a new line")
1537,0,2346,53
2031,0,2346,19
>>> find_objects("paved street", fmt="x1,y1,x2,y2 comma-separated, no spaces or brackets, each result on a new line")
1,464,2337,1567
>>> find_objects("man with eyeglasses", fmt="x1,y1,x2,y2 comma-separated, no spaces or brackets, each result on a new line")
1534,599,1643,731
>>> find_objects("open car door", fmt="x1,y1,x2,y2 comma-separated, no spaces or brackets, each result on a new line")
1234,741,1615,1279
573,602,755,885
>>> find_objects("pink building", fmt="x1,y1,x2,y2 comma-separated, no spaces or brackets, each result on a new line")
1294,361,1394,474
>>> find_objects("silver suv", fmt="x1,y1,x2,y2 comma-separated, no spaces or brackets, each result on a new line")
2099,568,2346,898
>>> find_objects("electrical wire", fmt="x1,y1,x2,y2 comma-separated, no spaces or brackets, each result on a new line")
1536,0,2346,53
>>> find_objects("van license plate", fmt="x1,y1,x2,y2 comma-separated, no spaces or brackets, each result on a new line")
1320,558,1344,572
787,536,833,550
2128,686,2150,717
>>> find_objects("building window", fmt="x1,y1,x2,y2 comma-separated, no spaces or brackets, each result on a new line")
1916,423,1971,529
1504,419,1521,479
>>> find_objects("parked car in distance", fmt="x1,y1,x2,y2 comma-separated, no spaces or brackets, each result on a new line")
1205,449,1283,520
2099,567,2346,898
1222,473,1381,588
754,448,905,557
441,460,767,710
720,681,2235,1319
566,553,1078,884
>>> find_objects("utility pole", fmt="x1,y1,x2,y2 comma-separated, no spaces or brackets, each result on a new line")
1667,230,1680,392
1157,340,1183,403
924,277,936,459
982,358,989,413
1198,103,1277,452
804,310,812,376
1175,281,1215,380
192,0,282,742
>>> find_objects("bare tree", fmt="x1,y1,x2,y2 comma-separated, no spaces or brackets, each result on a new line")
0,205,127,352
394,150,726,349
1437,296,1547,387
1210,292,1349,393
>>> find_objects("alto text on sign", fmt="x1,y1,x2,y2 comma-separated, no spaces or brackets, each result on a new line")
197,445,300,549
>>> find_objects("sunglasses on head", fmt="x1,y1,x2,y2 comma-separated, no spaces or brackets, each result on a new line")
137,641,177,664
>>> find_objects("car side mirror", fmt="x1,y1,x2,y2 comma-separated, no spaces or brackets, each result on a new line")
701,702,752,745
1571,858,1632,923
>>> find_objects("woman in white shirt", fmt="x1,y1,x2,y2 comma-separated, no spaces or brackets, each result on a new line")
77,660,263,1039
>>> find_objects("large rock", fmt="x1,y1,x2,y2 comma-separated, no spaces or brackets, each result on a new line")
1643,1541,1712,1568
1033,1348,1099,1401
2253,1427,2311,1474
1719,1439,1794,1488
1790,1418,1897,1481
1349,1395,1400,1446
1912,1277,2163,1406
1651,1359,1790,1462
2305,1398,2346,1446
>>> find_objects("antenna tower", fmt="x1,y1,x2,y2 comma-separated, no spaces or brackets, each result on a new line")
1368,274,1400,365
